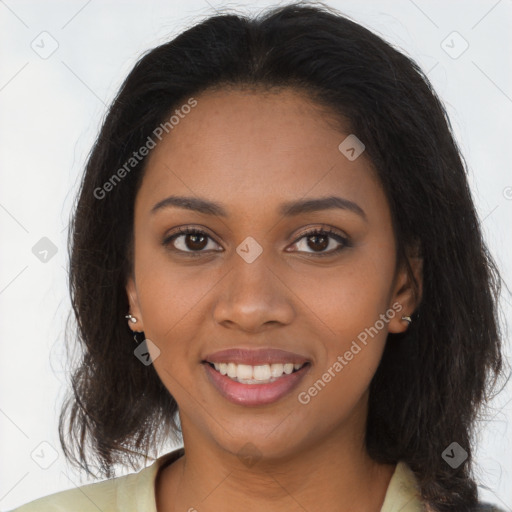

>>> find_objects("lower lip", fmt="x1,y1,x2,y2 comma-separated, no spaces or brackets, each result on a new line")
203,363,310,406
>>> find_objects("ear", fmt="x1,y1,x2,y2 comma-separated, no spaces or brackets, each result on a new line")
125,274,145,332
388,244,423,334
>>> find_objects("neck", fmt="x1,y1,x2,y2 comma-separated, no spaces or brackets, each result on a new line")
156,428,395,512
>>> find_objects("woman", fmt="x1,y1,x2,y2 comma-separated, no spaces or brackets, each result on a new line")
10,2,507,511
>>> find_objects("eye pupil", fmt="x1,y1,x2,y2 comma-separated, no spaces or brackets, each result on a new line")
187,233,207,250
308,234,329,252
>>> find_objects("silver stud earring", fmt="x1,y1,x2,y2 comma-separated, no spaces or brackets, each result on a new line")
125,314,138,324
401,315,412,325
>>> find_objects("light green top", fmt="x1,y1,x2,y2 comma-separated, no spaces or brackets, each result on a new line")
8,449,423,511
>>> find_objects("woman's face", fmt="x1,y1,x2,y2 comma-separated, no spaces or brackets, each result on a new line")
126,87,419,460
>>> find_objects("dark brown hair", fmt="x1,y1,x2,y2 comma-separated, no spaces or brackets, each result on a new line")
59,3,506,510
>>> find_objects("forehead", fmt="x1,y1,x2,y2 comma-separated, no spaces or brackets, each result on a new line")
136,87,383,217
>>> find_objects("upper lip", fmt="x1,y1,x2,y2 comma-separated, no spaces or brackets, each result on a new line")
203,348,310,366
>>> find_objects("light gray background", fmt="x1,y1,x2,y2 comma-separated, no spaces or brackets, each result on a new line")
1,0,511,510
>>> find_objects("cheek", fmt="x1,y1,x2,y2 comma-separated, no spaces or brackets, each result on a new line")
292,242,395,399
136,261,206,401
136,241,213,325
295,247,395,344
295,274,390,425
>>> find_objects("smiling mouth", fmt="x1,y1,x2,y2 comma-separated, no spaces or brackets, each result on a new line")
203,361,310,385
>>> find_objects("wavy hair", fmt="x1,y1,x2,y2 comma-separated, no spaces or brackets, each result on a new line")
59,3,506,510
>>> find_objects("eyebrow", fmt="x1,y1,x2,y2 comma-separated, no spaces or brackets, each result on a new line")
151,195,367,221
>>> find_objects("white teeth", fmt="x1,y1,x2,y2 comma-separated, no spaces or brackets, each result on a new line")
237,364,253,380
209,361,306,383
253,364,271,381
270,363,284,377
227,362,237,378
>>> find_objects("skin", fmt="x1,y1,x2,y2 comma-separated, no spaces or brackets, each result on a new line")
125,87,422,512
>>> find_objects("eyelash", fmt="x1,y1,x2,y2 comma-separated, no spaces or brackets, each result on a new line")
162,226,350,257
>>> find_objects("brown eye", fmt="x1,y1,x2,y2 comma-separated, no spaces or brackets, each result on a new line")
306,233,329,252
163,227,220,253
291,228,349,256
183,232,208,251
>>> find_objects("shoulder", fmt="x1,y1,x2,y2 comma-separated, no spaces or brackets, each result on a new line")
6,448,185,512
6,475,124,512
383,462,508,512
5,470,147,512
380,461,423,511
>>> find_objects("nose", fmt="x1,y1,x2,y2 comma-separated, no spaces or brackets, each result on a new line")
212,249,295,333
